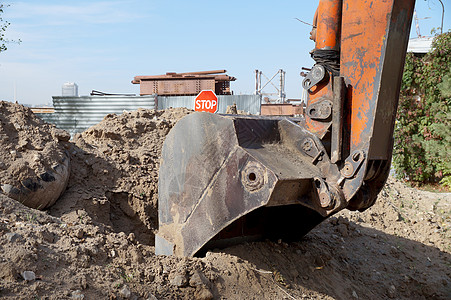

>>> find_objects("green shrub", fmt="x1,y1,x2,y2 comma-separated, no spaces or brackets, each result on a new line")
393,32,451,188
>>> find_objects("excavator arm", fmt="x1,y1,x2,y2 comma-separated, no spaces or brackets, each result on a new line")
156,0,415,256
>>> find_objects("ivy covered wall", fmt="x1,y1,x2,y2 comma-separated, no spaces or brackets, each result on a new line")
393,32,451,188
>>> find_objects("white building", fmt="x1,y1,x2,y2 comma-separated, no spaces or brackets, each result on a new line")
407,37,433,54
62,82,79,97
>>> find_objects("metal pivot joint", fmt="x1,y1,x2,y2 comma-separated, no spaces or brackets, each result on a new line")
302,65,327,91
241,161,266,192
313,178,336,210
305,100,332,120
341,150,365,178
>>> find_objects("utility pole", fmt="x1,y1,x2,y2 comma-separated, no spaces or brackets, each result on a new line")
279,69,286,104
438,0,444,35
414,9,422,37
14,82,17,104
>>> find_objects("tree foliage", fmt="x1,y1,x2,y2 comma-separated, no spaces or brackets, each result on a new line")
1,4,9,52
393,31,451,188
0,3,18,52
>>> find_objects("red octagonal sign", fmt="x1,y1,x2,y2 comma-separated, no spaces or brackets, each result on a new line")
194,90,218,113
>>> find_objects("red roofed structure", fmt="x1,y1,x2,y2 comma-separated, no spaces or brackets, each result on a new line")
132,70,236,96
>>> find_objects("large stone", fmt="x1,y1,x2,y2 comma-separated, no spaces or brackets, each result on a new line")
71,290,85,299
21,271,36,281
170,274,187,287
120,285,132,299
194,286,214,300
189,270,210,287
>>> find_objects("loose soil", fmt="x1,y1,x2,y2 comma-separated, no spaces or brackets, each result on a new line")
0,102,449,299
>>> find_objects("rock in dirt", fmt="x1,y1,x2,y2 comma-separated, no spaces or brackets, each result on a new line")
71,227,85,239
21,271,36,281
189,270,210,287
387,284,397,298
5,232,21,242
128,232,136,242
120,284,132,298
170,273,188,287
194,286,214,300
37,229,54,243
71,290,85,299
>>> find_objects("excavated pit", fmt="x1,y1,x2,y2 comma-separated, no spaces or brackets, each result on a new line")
106,191,155,245
45,108,192,245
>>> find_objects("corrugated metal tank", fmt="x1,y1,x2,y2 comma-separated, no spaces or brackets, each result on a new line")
38,95,156,136
157,95,261,115
37,94,260,136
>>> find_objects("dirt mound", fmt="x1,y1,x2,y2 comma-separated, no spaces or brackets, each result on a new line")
0,101,70,209
49,107,192,245
0,104,450,299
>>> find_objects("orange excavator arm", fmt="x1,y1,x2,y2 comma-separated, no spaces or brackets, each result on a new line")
156,0,415,256
304,0,415,209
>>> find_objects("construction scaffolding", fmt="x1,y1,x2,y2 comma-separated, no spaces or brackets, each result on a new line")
254,69,286,103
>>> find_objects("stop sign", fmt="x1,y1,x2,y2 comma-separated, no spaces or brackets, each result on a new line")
194,90,218,113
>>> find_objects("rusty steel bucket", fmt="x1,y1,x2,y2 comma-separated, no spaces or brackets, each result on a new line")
156,112,344,256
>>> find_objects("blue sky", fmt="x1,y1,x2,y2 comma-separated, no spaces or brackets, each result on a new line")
0,0,449,106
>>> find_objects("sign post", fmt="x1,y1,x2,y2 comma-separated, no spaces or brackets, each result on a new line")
194,90,218,113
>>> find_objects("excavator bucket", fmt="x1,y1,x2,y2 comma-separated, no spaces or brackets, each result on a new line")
156,0,415,257
157,113,342,256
